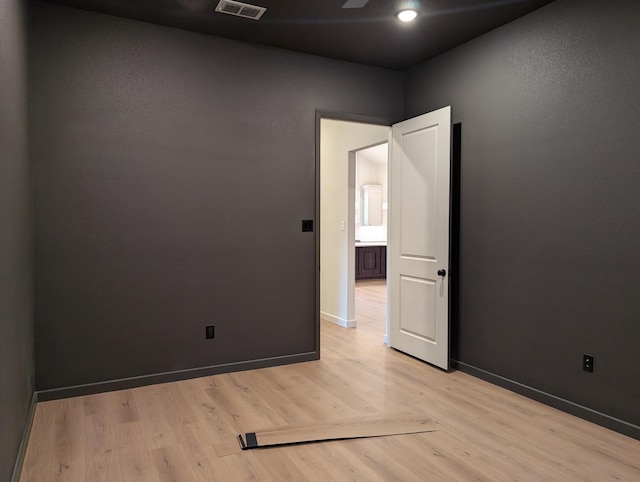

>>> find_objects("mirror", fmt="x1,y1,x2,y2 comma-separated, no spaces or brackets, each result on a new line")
362,184,383,226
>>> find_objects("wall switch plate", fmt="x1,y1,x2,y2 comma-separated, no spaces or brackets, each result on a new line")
583,354,594,372
302,220,314,232
206,325,215,339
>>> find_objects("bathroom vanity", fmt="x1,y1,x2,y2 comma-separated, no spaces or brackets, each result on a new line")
355,242,387,280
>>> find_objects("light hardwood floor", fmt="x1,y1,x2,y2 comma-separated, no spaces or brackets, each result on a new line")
21,279,640,481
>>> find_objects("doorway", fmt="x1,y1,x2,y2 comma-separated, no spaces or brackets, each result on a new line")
318,117,390,340
317,108,456,370
354,143,389,343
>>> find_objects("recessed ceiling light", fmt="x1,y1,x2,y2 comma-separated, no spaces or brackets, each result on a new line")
396,9,418,22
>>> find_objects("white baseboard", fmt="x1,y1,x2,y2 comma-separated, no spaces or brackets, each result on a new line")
321,312,356,328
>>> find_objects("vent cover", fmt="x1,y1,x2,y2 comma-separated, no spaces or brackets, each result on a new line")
215,0,266,20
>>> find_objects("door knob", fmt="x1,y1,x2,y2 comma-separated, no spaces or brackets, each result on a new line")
437,269,447,277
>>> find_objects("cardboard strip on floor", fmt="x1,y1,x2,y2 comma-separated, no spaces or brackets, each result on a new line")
236,415,437,451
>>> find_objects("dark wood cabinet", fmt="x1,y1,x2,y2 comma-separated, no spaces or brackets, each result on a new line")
355,245,386,280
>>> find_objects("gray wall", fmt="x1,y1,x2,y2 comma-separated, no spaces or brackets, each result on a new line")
406,0,640,431
31,2,403,392
0,0,34,478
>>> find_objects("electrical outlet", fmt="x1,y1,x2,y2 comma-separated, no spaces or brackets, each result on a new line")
583,354,594,372
206,325,215,340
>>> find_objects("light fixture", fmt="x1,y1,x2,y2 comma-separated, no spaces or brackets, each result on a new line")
396,9,418,22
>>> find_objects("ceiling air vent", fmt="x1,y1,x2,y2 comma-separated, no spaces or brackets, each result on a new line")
215,0,266,20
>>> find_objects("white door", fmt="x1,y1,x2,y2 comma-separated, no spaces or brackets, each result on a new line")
388,106,451,370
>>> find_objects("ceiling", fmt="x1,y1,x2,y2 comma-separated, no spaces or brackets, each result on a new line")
43,0,555,71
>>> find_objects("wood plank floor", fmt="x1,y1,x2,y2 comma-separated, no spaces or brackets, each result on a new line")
21,279,640,481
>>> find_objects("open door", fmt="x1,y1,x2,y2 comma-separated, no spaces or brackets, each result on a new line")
388,106,451,370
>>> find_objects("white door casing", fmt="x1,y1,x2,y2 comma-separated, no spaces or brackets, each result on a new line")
388,106,451,370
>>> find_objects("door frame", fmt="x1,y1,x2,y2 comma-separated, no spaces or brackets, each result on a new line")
315,110,395,355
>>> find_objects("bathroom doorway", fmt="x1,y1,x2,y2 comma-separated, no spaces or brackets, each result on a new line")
354,143,388,342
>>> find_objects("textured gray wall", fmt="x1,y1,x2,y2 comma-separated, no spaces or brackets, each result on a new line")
406,0,640,429
0,0,33,478
31,2,403,391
